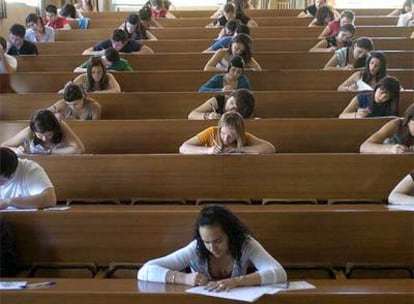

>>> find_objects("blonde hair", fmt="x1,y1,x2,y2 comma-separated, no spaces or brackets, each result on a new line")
217,111,245,150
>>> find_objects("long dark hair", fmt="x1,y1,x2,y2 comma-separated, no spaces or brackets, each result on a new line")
30,109,63,145
398,103,414,147
228,33,253,64
193,205,250,266
86,57,109,92
361,51,387,85
315,5,334,26
366,76,400,117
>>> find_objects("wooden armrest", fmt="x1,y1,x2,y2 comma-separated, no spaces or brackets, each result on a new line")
327,198,385,205
262,198,318,205
195,198,251,205
345,262,414,279
283,263,337,280
131,198,186,205
28,262,98,278
105,262,144,279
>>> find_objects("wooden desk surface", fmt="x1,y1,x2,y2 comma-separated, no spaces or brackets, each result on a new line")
1,279,413,304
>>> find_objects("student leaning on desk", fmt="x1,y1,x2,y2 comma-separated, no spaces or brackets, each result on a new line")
138,205,287,292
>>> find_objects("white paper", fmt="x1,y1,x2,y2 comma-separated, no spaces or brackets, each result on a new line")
356,79,374,92
387,205,414,212
0,206,70,212
186,285,275,302
266,281,316,295
0,281,27,290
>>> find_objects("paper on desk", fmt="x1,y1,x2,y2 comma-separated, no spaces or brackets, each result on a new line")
356,79,373,92
266,281,316,295
1,206,71,212
0,281,27,290
186,285,275,302
387,205,414,212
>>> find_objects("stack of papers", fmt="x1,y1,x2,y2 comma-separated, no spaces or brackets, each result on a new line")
186,281,315,302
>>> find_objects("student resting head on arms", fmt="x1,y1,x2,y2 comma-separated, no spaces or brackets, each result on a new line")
199,55,252,93
388,169,414,205
339,76,400,119
74,47,133,73
0,147,56,209
310,23,356,53
324,36,374,71
179,111,275,154
67,57,121,93
188,88,255,120
137,204,287,290
1,109,85,155
49,83,101,120
337,51,387,92
360,102,414,154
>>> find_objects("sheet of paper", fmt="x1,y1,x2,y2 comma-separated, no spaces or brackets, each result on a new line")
266,281,316,295
356,79,374,92
0,281,27,290
0,206,70,212
186,285,275,303
387,205,414,212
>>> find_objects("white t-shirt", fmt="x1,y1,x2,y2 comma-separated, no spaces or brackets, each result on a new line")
0,159,54,199
0,54,17,73
25,26,56,43
397,12,414,27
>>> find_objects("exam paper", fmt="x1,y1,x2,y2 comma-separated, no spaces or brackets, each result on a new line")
186,285,275,302
387,205,414,212
0,281,27,290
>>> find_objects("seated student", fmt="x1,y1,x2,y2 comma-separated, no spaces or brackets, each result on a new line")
59,3,84,20
324,37,374,70
82,29,154,55
388,0,412,16
25,14,55,43
188,88,255,120
204,34,261,72
6,24,38,56
45,4,71,30
298,0,326,18
139,5,163,29
75,0,97,13
74,47,133,72
145,0,175,18
339,76,400,118
206,3,236,28
318,10,355,39
337,51,388,92
388,170,414,205
180,111,275,155
309,23,355,53
49,83,101,120
138,204,286,288
199,56,252,93
308,5,335,27
397,2,414,26
0,37,17,73
210,0,251,19
233,0,257,27
360,102,414,154
119,13,157,41
1,109,85,155
0,147,56,209
204,20,241,52
63,57,121,94
212,22,251,51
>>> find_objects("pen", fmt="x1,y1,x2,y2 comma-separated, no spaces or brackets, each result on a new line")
24,281,56,289
284,282,290,289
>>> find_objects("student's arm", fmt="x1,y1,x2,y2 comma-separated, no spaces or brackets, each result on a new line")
247,19,258,27
308,18,318,27
91,99,102,120
136,45,154,54
48,99,67,120
337,72,360,91
338,96,370,118
52,120,85,154
387,9,401,17
90,73,121,94
188,96,221,120
318,25,331,39
323,53,340,70
242,134,275,154
149,18,163,29
247,58,262,71
2,187,57,209
297,11,312,18
82,47,103,56
146,30,157,40
210,7,223,19
309,39,330,52
198,75,223,92
179,136,215,154
204,49,227,72
360,119,408,153
388,174,414,205
73,67,87,73
1,127,30,155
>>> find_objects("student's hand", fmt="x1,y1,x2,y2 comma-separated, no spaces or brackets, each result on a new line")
0,199,11,210
205,278,238,292
391,144,409,154
207,112,222,120
409,145,414,152
222,85,234,92
345,64,354,71
8,146,26,156
356,108,371,118
209,144,224,155
54,112,65,121
328,46,336,52
184,272,209,286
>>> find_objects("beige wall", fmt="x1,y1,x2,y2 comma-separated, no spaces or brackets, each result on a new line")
0,3,36,37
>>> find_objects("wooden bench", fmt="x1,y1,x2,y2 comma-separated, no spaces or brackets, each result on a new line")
1,278,413,304
0,118,393,154
3,70,413,93
2,205,413,268
34,38,414,55
54,26,414,41
15,51,414,72
7,154,413,201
